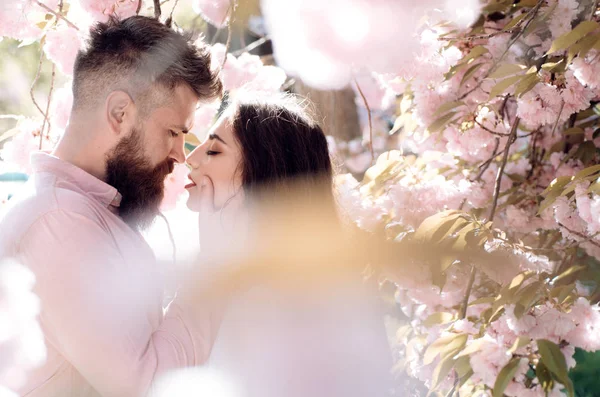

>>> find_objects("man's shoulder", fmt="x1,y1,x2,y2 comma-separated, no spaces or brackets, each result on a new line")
0,178,107,251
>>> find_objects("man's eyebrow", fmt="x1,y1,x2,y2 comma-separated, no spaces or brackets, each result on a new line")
209,133,227,145
171,126,190,134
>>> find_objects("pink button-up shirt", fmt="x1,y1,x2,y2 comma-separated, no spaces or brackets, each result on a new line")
0,153,214,397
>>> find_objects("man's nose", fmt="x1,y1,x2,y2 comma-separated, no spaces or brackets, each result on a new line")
170,135,186,164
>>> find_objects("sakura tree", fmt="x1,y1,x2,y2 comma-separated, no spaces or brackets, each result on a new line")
2,0,600,396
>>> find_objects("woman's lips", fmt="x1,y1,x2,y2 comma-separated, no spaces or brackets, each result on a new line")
185,175,197,189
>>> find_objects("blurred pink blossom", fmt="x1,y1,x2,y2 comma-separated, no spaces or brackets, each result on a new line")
0,259,46,391
0,0,60,41
261,0,480,90
190,101,220,141
210,44,286,93
192,0,230,27
50,83,73,130
0,119,58,174
43,26,83,76
160,163,189,212
78,0,139,22
571,50,600,90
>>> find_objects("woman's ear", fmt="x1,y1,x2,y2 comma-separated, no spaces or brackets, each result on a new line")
105,90,135,136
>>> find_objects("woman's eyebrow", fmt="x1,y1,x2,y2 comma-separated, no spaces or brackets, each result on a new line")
209,133,227,145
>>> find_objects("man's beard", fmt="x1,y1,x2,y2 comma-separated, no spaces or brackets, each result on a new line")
105,126,174,231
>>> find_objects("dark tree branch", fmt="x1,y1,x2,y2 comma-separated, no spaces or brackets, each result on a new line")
153,0,161,19
354,78,375,163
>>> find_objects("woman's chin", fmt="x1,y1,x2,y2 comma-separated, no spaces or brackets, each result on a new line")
185,197,200,213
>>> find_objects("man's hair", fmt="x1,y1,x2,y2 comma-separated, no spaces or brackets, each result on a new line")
72,16,222,112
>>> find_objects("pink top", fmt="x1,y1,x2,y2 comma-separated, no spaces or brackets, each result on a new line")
0,153,215,397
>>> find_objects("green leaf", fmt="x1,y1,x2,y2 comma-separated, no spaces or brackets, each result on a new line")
547,20,600,54
575,141,597,165
488,63,526,79
542,176,574,197
493,357,522,397
539,176,575,214
468,296,495,306
423,312,455,327
431,353,456,390
567,33,600,63
0,127,21,144
503,12,528,31
508,336,530,354
513,281,542,319
455,338,487,358
432,101,466,118
462,45,489,63
461,63,485,87
537,339,575,397
552,265,586,285
536,361,555,393
590,181,600,195
514,73,539,97
423,334,468,365
563,127,584,136
489,74,524,99
454,355,472,378
574,164,600,180
413,210,461,242
428,112,458,133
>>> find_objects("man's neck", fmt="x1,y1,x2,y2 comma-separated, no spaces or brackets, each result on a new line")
53,124,108,182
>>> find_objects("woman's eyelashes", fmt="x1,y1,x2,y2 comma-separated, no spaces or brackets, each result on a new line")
206,150,221,156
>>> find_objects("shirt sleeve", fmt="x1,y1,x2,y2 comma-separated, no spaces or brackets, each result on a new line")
18,209,217,397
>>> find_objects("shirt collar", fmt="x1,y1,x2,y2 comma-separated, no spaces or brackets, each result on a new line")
31,152,122,209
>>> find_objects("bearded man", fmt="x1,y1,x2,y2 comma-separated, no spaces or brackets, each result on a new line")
0,15,222,397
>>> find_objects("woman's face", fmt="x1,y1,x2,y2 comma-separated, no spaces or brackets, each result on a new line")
186,115,243,212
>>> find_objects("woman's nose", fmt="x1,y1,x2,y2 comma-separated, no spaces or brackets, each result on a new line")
186,146,201,168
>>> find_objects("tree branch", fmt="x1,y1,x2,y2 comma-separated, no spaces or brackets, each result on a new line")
459,0,544,100
232,36,270,56
153,0,161,19
354,78,375,163
220,1,235,70
489,117,520,222
558,223,600,249
460,117,520,321
34,0,79,30
30,52,46,120
40,64,56,150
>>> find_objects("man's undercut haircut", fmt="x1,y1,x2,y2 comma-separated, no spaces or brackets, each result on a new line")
72,15,222,113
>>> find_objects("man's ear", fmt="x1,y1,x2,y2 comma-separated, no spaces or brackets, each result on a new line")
105,90,136,136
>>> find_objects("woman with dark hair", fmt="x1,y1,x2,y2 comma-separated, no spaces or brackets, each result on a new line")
181,94,392,397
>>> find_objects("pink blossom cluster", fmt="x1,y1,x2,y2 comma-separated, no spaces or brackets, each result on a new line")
334,174,392,232
192,0,231,28
0,0,59,41
571,50,600,93
517,71,594,130
0,119,60,174
388,174,488,229
160,163,189,212
261,0,480,90
209,43,287,94
78,0,139,23
42,26,84,77
0,259,46,392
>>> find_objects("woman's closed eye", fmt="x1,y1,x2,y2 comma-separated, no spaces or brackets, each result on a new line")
206,150,221,156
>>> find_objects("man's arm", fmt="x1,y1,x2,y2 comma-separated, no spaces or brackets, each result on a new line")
18,209,215,397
